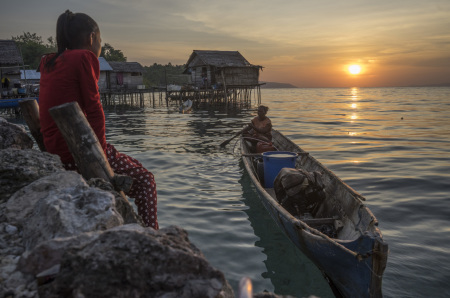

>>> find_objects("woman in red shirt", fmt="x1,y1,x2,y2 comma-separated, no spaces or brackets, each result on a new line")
39,10,158,229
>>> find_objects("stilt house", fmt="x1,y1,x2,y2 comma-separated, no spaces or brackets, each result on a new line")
0,40,23,90
108,61,145,90
183,50,262,89
98,57,113,90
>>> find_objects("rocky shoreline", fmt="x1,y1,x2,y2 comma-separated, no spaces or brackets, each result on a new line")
0,117,293,298
0,117,296,298
0,116,236,298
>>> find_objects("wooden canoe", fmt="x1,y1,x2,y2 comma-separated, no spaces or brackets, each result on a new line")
240,129,388,298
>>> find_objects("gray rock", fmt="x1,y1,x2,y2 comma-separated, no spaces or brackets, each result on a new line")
15,172,124,250
18,224,234,298
5,171,85,227
0,254,37,298
0,148,64,202
87,177,143,225
18,232,99,277
4,224,18,235
0,117,34,150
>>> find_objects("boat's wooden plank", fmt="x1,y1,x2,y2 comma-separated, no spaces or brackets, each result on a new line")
299,217,336,226
242,152,309,158
265,188,276,198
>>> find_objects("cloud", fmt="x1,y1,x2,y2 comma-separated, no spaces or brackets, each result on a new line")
1,0,449,87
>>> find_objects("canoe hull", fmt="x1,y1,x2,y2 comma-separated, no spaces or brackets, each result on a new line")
241,130,388,297
0,97,38,109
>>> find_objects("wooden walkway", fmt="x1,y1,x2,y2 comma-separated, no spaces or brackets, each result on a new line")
100,88,166,108
100,85,262,109
167,85,261,109
2,86,263,114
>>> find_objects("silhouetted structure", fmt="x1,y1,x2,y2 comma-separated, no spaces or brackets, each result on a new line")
184,50,261,88
1,40,24,99
167,50,263,109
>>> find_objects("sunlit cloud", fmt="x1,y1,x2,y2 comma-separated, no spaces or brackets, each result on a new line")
1,0,449,87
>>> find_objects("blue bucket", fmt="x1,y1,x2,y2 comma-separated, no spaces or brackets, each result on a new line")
263,151,297,188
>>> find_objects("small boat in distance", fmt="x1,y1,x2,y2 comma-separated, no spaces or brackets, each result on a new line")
0,97,38,109
240,129,388,298
179,99,193,113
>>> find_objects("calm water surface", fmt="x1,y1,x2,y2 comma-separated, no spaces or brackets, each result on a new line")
7,87,449,297
105,87,450,298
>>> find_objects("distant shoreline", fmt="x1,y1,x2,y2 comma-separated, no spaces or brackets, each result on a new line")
260,81,298,88
259,81,450,88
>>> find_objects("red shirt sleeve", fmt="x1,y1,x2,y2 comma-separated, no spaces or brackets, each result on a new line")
78,52,107,152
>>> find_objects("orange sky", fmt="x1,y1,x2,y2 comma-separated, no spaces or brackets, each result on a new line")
2,0,450,87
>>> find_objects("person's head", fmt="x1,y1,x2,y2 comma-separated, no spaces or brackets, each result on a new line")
45,10,101,70
56,10,101,56
257,105,269,119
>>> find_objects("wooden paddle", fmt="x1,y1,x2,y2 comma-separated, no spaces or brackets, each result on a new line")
220,129,245,147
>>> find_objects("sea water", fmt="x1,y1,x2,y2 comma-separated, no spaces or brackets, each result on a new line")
6,87,450,297
103,86,450,298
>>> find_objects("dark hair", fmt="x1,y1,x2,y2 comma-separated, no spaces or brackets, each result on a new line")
45,10,99,71
259,105,269,114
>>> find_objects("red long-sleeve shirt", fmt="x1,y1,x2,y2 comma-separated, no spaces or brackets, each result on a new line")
39,49,107,163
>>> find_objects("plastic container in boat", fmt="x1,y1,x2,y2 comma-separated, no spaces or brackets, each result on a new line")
262,151,297,188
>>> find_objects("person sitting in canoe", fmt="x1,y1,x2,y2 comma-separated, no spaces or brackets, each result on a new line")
242,105,275,153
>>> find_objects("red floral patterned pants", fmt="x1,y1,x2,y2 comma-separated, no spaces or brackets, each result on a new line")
64,143,158,229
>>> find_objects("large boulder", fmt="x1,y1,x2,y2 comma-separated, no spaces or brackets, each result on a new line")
87,177,143,225
6,171,125,250
0,148,64,203
18,225,234,298
0,117,34,150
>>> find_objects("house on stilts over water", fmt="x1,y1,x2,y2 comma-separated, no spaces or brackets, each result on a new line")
1,40,25,100
99,59,165,108
168,50,263,108
1,39,38,112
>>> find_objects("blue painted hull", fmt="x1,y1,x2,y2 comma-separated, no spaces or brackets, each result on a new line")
241,130,388,298
0,97,38,109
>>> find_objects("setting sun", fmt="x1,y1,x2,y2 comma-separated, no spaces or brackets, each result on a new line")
348,65,361,75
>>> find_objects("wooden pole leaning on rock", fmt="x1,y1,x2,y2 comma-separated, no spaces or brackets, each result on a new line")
19,98,46,152
49,101,133,194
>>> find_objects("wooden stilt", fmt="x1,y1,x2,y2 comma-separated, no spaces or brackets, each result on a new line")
19,98,46,152
49,102,133,193
221,70,228,110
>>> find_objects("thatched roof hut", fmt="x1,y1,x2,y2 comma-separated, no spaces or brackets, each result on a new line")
0,40,23,66
186,50,253,68
183,50,262,88
108,62,144,74
108,62,145,90
1,40,24,92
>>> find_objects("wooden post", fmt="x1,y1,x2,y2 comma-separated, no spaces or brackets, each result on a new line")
221,70,228,110
152,89,155,108
49,101,132,193
19,98,46,151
